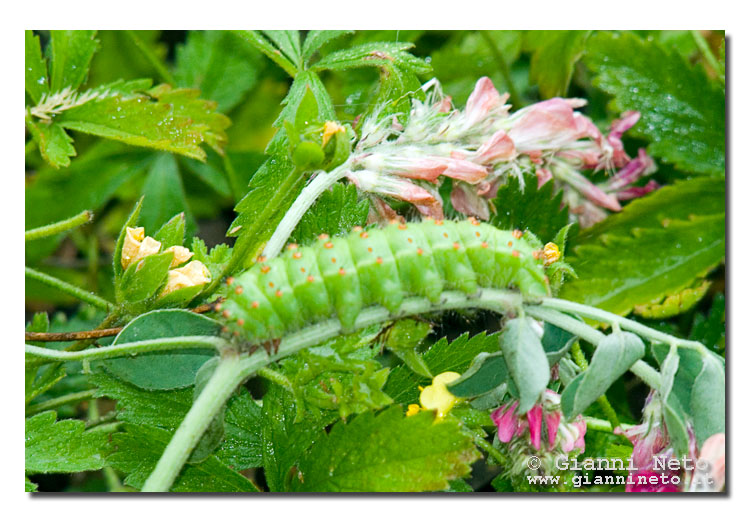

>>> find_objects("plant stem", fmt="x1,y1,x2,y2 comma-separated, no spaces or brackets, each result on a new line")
26,389,96,416
479,30,521,108
142,351,269,492
124,30,176,85
691,31,723,81
25,328,123,342
262,167,348,259
25,336,229,362
471,432,507,466
584,416,635,434
25,267,113,311
526,305,662,390
537,298,709,353
25,210,93,242
143,289,522,492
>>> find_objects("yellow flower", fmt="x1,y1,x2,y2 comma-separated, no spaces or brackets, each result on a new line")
406,404,422,417
321,121,346,147
543,242,561,266
121,227,163,270
165,245,193,268
419,371,461,419
160,260,211,296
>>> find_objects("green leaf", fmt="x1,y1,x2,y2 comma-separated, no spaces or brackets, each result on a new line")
26,411,110,474
153,212,186,250
49,30,98,92
215,389,264,470
662,393,690,457
311,41,430,120
525,31,590,98
25,120,76,169
52,81,230,161
191,238,232,284
312,42,430,74
561,178,725,315
541,321,577,365
113,196,144,279
448,351,510,398
138,154,195,238
102,309,221,390
561,332,645,418
91,372,193,428
490,172,568,243
690,353,725,444
385,332,500,404
25,476,38,492
689,293,725,355
91,372,263,470
232,30,297,77
585,31,725,176
175,31,261,113
430,31,522,105
500,317,550,413
262,31,302,70
302,30,353,63
289,183,369,245
261,384,328,492
290,407,479,492
25,143,149,266
117,251,172,303
383,319,433,378
25,30,49,104
633,279,711,319
108,424,259,492
228,70,335,270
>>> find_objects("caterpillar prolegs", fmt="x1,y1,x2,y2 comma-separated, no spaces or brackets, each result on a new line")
214,219,551,344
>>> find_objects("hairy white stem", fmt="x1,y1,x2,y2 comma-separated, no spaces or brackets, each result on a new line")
262,166,349,259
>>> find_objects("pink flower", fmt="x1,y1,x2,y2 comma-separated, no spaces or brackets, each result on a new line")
451,181,490,220
601,148,656,191
554,163,622,211
490,390,586,453
491,402,522,443
362,154,488,184
689,433,725,492
606,111,641,169
472,130,516,165
527,405,543,450
347,170,443,219
536,167,553,187
508,98,599,153
465,76,509,126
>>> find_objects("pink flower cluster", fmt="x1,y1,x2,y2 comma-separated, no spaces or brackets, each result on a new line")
346,77,657,227
614,391,725,493
491,390,586,453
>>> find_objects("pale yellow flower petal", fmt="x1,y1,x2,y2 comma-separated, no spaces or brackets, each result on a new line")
160,270,194,296
321,121,346,147
176,260,211,285
121,227,145,269
543,242,561,266
419,371,461,419
165,245,193,268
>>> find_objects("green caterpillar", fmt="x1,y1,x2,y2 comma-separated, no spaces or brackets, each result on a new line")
214,219,551,344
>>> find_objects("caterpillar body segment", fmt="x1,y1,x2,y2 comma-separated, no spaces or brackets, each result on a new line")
216,220,550,344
